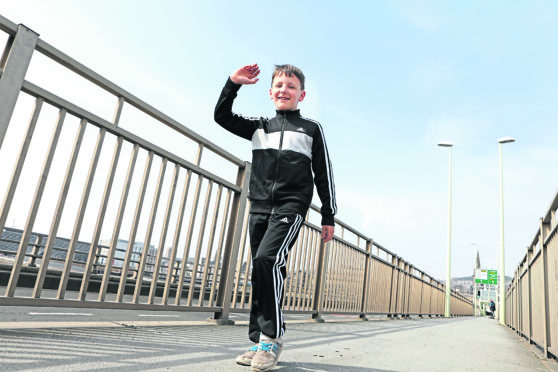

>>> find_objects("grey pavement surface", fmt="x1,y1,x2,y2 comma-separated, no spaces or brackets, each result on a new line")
1,314,556,372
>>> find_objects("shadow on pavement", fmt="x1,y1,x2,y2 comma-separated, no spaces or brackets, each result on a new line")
276,361,397,371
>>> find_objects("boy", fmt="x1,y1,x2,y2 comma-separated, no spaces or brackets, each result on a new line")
214,63,337,371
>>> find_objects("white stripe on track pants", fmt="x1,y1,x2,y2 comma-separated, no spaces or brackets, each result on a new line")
248,212,304,342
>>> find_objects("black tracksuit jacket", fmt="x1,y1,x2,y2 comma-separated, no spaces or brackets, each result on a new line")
214,78,337,225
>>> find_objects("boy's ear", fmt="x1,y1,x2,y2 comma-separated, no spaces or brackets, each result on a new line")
298,91,306,102
270,89,273,99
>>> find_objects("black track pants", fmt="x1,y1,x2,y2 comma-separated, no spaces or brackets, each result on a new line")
248,212,304,343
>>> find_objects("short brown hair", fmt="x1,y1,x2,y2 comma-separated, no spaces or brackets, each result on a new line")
272,64,305,90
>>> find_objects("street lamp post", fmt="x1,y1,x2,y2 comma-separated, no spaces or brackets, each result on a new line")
438,142,453,318
498,137,515,325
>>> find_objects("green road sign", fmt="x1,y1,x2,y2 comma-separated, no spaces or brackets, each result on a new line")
475,269,498,284
487,270,498,285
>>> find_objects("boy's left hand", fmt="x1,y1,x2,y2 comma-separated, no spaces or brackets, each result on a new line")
321,225,334,243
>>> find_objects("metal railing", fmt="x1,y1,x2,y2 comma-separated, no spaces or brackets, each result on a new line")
0,15,472,321
505,190,558,359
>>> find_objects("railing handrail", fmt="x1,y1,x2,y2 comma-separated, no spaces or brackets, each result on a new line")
310,203,457,297
0,14,17,34
517,190,558,272
19,80,240,191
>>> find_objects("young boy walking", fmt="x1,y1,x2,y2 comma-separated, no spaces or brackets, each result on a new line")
214,63,337,371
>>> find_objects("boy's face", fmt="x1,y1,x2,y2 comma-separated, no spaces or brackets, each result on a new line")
270,73,306,110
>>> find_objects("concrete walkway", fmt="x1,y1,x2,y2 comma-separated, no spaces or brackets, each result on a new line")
0,316,555,371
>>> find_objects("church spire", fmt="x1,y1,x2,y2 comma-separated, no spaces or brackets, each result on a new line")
475,249,481,270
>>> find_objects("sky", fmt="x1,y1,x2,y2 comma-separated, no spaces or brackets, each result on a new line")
1,1,557,280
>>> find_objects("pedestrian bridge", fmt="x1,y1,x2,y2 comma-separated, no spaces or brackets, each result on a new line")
0,14,557,368
0,313,553,371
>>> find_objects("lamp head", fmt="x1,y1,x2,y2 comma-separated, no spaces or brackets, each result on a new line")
438,142,453,147
498,137,515,144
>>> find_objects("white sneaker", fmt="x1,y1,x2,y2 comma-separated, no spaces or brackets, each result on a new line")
236,344,258,366
251,335,283,371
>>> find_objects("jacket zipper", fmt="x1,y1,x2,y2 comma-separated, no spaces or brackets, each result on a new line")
270,115,286,214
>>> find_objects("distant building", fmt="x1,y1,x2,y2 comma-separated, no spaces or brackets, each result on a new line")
1,227,92,265
97,239,173,279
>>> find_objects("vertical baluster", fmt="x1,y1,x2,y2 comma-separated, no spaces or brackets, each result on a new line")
174,174,203,305
33,118,87,298
58,127,106,299
98,144,139,302
162,169,192,305
186,180,213,306
149,162,180,304
208,190,231,307
79,137,123,300
115,152,153,302
197,185,223,307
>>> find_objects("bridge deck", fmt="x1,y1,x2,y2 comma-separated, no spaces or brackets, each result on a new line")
0,314,553,371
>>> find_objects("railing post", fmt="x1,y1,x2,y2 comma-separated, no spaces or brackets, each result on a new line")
510,279,515,328
406,264,413,317
0,24,38,150
428,276,436,318
510,278,519,329
395,258,402,318
402,260,409,317
419,272,425,318
359,239,373,320
516,266,521,335
387,255,397,318
540,218,550,358
311,239,330,322
437,281,443,317
210,162,250,324
26,235,41,267
404,261,410,316
401,262,406,317
526,245,533,344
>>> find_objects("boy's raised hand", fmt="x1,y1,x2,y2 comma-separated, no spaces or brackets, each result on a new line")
230,64,260,85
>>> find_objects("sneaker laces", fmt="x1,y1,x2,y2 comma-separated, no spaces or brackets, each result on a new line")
258,341,273,352
248,344,259,352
